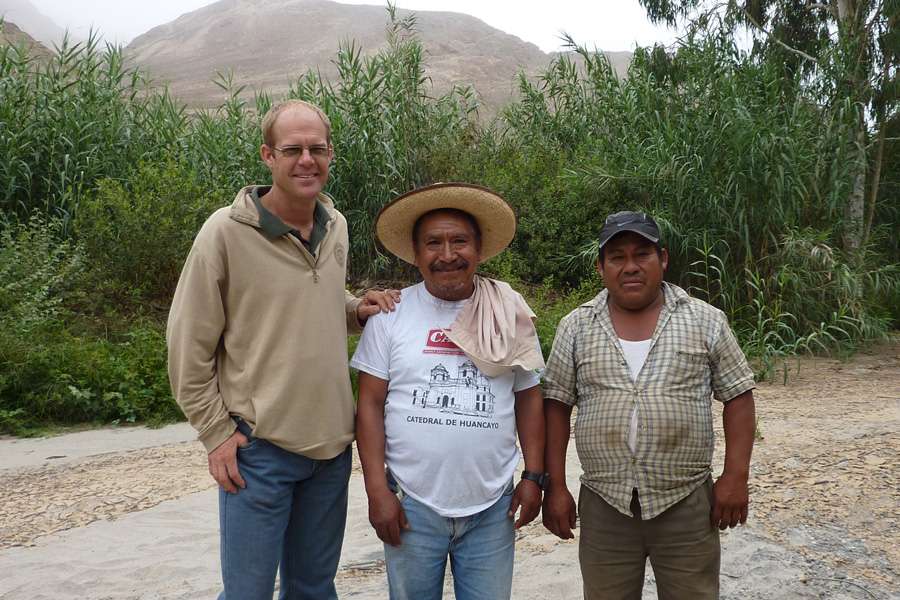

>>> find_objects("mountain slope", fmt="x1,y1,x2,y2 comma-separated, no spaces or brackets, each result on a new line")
127,0,630,113
1,19,51,57
0,0,66,47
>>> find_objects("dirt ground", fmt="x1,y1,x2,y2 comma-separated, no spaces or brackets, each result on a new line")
2,340,898,598
734,341,900,594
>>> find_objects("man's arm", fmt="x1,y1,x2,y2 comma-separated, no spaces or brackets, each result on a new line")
712,390,755,529
539,313,579,539
509,385,545,529
356,372,408,546
166,250,247,493
347,289,402,331
542,398,577,539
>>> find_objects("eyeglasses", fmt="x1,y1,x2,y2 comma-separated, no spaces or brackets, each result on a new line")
270,144,331,160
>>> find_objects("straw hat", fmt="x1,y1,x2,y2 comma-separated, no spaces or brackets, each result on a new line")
375,182,517,265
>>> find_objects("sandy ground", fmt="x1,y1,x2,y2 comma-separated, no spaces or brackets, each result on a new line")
1,341,898,599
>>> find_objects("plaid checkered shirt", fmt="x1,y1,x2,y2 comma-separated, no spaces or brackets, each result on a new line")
542,282,755,519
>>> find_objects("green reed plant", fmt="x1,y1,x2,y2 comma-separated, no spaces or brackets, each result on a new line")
0,31,198,227
288,4,477,279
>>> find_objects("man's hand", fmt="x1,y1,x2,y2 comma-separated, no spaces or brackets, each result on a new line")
542,485,577,539
356,288,401,324
508,480,542,529
711,473,749,530
208,430,248,494
367,487,409,547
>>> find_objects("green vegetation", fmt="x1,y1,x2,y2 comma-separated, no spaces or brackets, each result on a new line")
0,7,897,434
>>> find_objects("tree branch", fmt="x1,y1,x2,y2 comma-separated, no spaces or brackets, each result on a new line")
736,3,820,64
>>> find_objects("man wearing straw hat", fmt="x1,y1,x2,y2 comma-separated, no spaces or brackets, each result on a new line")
541,211,756,599
352,183,547,600
167,99,398,600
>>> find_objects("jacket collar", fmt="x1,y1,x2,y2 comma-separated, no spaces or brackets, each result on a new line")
229,185,337,233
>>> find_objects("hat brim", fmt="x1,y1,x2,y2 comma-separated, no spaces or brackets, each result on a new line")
598,226,660,249
375,183,517,265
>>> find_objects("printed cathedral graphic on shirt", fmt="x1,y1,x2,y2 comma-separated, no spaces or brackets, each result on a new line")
412,329,496,419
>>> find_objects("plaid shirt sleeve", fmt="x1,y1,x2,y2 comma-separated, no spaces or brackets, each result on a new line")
709,314,755,402
542,310,579,406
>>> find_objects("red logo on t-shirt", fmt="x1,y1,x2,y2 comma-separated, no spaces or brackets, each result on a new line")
424,329,464,355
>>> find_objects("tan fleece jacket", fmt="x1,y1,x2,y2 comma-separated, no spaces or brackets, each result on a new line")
166,186,362,458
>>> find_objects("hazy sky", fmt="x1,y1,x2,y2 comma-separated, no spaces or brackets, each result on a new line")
28,0,681,51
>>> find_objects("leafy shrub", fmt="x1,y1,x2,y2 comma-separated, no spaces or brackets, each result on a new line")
0,218,178,433
75,161,230,302
0,215,85,328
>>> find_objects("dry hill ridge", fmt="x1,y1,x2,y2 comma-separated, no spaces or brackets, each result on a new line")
126,0,632,114
0,0,66,47
0,19,51,57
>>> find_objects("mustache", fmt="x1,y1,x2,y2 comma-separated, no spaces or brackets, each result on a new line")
430,259,469,272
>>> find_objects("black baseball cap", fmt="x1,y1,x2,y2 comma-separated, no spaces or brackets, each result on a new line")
598,211,661,250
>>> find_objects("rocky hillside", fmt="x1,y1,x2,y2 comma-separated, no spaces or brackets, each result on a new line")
126,0,631,114
1,19,51,57
0,0,65,47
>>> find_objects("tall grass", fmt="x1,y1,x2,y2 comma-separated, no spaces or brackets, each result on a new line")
0,33,189,227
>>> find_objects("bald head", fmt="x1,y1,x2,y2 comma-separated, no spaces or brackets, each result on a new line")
261,100,332,147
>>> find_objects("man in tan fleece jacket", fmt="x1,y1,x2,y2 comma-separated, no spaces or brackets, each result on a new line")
167,100,398,600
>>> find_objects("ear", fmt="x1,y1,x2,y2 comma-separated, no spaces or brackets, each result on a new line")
660,247,669,272
260,144,275,170
595,259,604,279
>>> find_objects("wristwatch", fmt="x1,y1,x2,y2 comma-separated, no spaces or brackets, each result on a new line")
520,470,550,491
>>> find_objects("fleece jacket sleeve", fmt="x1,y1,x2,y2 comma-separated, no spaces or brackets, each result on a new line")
166,249,236,453
345,290,364,334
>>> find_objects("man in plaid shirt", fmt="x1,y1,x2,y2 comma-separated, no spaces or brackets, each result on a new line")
541,211,756,599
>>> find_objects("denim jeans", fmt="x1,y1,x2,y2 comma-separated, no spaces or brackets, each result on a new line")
383,478,516,600
217,420,351,600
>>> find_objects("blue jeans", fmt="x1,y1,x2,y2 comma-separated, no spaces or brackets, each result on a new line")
218,420,351,600
384,478,515,600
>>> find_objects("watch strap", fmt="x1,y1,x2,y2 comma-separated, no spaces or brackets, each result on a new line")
521,469,550,491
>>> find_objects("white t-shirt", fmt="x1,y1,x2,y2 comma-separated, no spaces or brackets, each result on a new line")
619,338,652,454
351,282,541,517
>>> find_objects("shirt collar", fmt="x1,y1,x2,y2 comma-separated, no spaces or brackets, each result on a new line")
589,281,688,318
251,186,330,241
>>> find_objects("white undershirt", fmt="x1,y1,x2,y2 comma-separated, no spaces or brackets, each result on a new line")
619,338,652,454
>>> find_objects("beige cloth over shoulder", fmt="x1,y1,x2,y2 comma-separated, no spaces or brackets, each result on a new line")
444,276,546,377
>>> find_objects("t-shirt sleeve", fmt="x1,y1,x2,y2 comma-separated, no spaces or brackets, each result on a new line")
541,313,579,406
709,314,755,403
350,311,391,380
